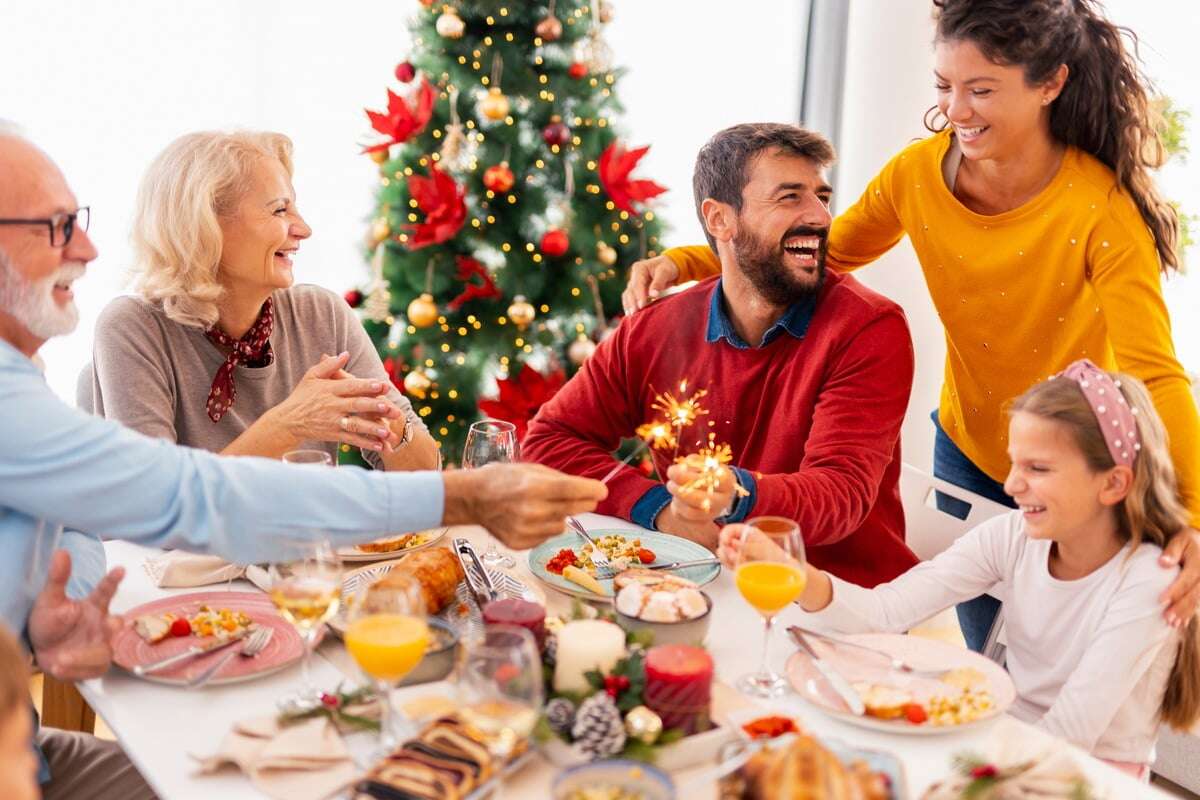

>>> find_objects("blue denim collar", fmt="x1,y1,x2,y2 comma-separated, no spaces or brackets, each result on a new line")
704,278,816,349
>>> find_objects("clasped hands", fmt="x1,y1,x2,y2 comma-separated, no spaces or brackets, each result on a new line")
272,351,407,453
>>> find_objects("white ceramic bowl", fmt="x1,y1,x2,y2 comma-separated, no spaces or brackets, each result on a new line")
612,591,712,648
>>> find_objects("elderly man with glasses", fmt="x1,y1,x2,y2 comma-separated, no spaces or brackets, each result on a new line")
0,125,606,800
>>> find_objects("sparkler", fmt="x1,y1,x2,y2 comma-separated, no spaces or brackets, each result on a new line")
651,380,709,460
677,433,750,513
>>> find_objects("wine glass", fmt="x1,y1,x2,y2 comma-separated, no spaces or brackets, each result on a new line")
733,516,807,698
457,626,543,766
344,574,429,758
462,419,519,569
283,449,333,466
266,536,343,708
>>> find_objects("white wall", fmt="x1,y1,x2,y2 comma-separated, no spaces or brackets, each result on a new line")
0,0,803,403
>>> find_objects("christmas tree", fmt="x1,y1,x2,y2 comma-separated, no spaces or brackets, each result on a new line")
346,0,667,464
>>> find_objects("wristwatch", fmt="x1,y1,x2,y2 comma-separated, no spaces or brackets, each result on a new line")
360,409,420,469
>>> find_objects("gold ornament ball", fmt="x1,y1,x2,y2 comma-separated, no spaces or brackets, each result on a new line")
596,242,618,266
535,15,563,42
403,369,433,399
407,293,439,328
370,218,391,245
435,9,465,38
479,87,511,121
368,149,389,165
507,295,536,328
568,336,596,365
598,1,615,23
624,705,662,745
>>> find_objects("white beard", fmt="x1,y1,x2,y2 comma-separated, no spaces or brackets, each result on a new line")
0,249,83,339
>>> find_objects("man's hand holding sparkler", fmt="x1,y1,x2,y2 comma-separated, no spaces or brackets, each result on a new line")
666,456,738,523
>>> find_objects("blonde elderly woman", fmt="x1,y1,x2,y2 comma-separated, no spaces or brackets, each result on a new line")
83,131,439,469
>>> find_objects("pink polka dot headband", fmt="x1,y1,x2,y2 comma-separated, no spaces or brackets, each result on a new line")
1056,359,1141,467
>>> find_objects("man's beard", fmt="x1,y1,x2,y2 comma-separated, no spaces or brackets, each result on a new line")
0,248,83,340
732,223,828,307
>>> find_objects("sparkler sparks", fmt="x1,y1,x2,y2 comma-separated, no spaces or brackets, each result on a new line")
651,381,709,431
636,421,677,450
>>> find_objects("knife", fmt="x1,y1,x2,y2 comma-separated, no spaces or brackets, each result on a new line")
788,628,865,716
646,557,721,572
453,537,499,606
132,627,252,677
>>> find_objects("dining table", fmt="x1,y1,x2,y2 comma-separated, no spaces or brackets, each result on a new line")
78,512,1172,799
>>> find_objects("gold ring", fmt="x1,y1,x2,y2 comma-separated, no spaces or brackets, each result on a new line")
339,416,351,431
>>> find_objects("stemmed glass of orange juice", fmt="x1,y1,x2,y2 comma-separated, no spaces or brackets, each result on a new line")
344,575,429,757
734,516,806,697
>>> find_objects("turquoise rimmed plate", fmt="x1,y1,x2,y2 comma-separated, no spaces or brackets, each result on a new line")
527,529,720,599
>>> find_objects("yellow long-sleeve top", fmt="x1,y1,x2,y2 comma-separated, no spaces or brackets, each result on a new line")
668,129,1200,525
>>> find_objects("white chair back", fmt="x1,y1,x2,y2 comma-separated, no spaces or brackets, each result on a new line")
899,463,1012,561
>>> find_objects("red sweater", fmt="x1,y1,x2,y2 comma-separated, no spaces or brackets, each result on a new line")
523,273,919,587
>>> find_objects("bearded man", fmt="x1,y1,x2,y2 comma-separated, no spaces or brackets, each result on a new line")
523,123,918,586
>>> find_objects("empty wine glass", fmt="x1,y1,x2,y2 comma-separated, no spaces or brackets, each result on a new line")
462,419,518,569
733,516,806,698
266,535,343,708
282,449,333,466
457,625,543,768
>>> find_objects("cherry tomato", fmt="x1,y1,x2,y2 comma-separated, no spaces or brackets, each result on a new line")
637,549,656,564
170,618,192,637
903,703,928,724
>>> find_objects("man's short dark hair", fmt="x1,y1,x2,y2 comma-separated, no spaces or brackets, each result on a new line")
692,123,836,249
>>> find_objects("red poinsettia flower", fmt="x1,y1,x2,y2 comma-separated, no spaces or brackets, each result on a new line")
363,78,435,153
404,163,467,249
381,356,406,391
598,140,668,215
448,255,502,311
478,365,566,441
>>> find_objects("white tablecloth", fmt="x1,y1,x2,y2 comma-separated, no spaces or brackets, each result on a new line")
79,513,1170,799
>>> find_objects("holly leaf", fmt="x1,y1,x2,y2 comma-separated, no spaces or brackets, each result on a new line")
620,737,658,764
657,728,685,746
584,669,605,693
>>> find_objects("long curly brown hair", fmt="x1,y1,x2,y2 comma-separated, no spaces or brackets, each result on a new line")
929,0,1180,273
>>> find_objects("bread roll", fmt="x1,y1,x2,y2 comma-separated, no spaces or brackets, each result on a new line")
374,547,464,614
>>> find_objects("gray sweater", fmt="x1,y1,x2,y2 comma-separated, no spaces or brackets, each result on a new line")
82,284,421,463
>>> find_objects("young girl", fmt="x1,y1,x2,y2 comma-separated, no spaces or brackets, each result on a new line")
720,360,1199,773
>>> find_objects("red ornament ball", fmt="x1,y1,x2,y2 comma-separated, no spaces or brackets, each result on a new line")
542,117,571,148
540,228,570,257
344,289,364,308
483,162,515,193
394,61,416,83
567,62,588,80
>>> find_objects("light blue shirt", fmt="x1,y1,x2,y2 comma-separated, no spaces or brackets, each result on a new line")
0,338,445,637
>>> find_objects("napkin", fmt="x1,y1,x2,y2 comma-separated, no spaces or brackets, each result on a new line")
920,717,1107,799
143,551,271,591
193,714,359,800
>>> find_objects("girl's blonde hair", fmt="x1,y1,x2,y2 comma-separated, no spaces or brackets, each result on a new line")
1011,370,1199,730
130,130,294,329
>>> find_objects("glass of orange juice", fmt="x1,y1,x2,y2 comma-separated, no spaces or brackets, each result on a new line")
344,575,429,756
734,516,806,697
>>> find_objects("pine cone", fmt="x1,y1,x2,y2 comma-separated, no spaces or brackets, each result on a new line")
571,693,626,760
545,697,576,736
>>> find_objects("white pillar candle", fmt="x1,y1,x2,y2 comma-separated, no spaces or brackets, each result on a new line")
552,620,627,693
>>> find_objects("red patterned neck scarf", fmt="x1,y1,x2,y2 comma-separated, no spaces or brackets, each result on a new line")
204,298,275,422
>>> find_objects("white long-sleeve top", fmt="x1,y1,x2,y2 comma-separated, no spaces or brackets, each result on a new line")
797,510,1180,764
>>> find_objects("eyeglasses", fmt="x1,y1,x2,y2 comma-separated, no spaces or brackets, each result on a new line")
0,207,90,247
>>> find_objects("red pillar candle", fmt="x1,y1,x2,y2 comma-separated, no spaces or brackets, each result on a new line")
643,644,714,735
482,598,547,648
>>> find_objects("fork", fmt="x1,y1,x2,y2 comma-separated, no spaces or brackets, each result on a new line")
565,517,616,577
786,626,946,679
187,627,274,688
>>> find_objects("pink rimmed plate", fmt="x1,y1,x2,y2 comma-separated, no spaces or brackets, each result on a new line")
112,591,318,687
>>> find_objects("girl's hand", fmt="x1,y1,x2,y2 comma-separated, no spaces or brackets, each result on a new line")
717,524,793,569
1160,526,1200,627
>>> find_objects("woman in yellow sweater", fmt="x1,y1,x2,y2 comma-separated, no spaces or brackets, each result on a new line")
623,0,1200,650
